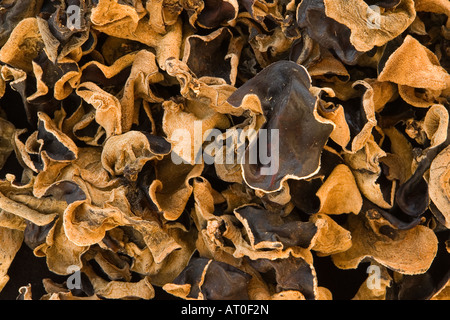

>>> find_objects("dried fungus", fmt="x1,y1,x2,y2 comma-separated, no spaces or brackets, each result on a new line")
0,0,448,301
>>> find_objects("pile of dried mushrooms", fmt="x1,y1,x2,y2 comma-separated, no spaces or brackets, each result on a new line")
0,0,449,300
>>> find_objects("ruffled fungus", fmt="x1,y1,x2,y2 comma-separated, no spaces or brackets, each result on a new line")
227,60,334,193
0,0,448,302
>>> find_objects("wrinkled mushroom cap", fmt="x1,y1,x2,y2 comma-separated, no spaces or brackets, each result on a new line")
227,60,334,193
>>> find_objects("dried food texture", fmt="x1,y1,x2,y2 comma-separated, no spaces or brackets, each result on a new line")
0,0,448,301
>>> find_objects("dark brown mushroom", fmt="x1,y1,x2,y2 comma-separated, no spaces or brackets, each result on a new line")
248,255,317,300
227,60,334,193
164,257,252,300
296,0,364,65
183,27,242,85
234,204,318,249
197,0,238,29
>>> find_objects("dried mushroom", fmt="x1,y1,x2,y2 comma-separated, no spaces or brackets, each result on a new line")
296,0,364,65
163,257,252,300
331,204,438,274
429,145,450,228
0,0,448,302
323,0,416,53
233,204,318,250
227,60,334,193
